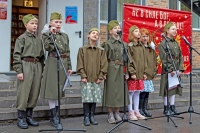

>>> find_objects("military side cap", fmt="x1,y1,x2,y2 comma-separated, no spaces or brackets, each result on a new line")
22,14,36,24
88,28,99,34
107,20,119,31
129,25,139,33
50,12,62,20
164,22,174,32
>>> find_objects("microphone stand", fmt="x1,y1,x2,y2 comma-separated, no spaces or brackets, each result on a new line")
39,33,86,132
106,32,151,133
146,36,184,127
176,38,200,124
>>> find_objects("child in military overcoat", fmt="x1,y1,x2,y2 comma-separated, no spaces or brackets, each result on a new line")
139,28,157,117
127,25,146,121
102,20,129,124
158,22,184,115
40,12,72,127
76,28,108,126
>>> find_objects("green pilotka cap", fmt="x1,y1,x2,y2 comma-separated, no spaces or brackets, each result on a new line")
22,14,37,24
88,28,99,34
129,25,139,33
107,20,119,31
50,12,62,20
164,22,174,32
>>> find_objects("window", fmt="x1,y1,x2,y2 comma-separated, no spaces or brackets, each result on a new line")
169,0,200,29
100,0,144,23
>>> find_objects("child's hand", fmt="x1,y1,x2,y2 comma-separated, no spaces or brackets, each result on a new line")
50,26,57,34
171,71,175,77
96,79,102,84
17,73,24,80
131,75,136,80
104,75,107,80
125,74,129,80
81,78,87,83
143,74,147,80
68,70,72,76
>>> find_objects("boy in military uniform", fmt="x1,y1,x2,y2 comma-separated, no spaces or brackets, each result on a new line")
40,12,72,127
159,22,184,114
102,20,129,124
76,28,108,126
13,14,44,129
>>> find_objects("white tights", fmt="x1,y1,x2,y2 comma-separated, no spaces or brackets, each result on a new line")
163,95,175,106
48,99,58,109
127,91,140,112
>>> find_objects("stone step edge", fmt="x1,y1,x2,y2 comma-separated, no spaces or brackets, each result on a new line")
0,97,194,113
0,97,196,121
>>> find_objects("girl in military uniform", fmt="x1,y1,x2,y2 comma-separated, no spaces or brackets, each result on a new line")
13,14,44,129
127,25,146,121
159,22,184,114
139,28,157,117
40,12,72,127
76,28,108,126
102,20,129,124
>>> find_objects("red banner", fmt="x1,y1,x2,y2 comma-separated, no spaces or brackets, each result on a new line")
122,4,192,74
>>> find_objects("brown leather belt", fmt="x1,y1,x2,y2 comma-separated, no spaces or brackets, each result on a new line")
108,60,123,65
23,57,40,63
48,52,68,58
169,56,179,60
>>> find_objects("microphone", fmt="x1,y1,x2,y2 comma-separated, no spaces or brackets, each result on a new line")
117,30,122,35
182,36,191,45
161,33,169,41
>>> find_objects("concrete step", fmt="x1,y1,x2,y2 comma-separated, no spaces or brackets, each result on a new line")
0,94,82,108
0,97,199,120
149,88,200,100
0,86,200,109
0,81,199,98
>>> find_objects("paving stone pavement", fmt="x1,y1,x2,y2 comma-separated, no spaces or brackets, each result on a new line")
1,105,200,133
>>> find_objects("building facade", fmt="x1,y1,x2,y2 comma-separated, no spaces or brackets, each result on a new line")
0,0,199,72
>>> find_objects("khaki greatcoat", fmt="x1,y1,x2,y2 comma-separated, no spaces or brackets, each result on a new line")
40,31,72,99
158,38,184,96
102,37,129,107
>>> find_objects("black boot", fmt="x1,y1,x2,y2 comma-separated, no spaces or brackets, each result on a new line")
50,108,59,127
143,98,152,117
163,105,168,114
139,99,145,116
55,106,59,115
26,108,39,126
163,105,174,115
170,105,179,114
83,103,90,126
17,110,28,129
89,103,98,125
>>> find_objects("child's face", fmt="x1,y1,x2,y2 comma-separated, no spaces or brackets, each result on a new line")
167,25,177,37
87,31,99,41
50,19,62,32
109,25,121,36
25,19,38,33
133,29,141,39
141,33,149,44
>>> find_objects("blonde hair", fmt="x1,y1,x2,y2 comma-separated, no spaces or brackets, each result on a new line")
128,29,140,42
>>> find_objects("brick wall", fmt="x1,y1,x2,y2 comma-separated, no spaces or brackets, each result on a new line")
146,0,168,8
100,24,108,45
